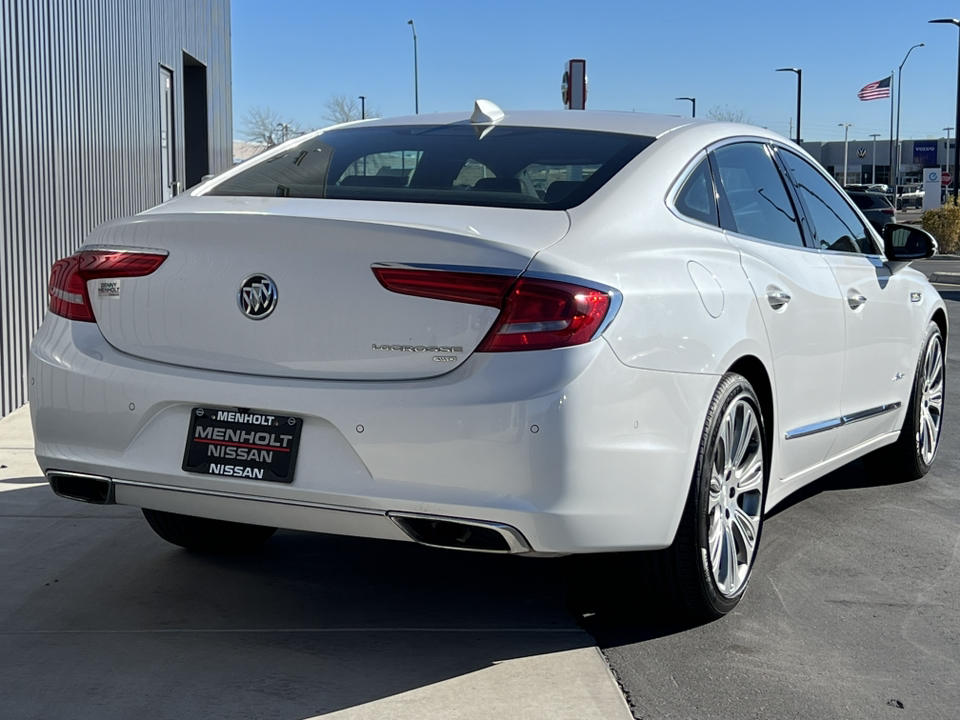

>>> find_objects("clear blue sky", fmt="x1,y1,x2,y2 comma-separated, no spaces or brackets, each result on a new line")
232,0,960,144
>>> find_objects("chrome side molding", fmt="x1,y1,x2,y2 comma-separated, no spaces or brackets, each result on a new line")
785,402,902,440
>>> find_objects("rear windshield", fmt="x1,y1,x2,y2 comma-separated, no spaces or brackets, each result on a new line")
208,124,655,210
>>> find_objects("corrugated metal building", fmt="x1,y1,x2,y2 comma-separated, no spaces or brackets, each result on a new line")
0,0,232,417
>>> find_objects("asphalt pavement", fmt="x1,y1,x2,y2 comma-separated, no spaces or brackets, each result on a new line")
590,285,960,720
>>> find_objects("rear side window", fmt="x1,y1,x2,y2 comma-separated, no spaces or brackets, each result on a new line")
780,150,877,255
711,143,805,248
675,157,718,226
209,125,655,210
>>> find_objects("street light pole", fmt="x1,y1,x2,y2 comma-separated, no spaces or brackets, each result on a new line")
675,97,696,118
358,95,366,120
869,133,881,184
946,127,954,184
931,19,960,201
839,123,853,185
894,43,924,207
776,68,801,145
407,19,419,114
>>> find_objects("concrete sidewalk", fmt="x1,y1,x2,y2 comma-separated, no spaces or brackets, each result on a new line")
0,404,633,720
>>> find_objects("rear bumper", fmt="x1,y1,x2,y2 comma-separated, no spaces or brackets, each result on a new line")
29,316,718,554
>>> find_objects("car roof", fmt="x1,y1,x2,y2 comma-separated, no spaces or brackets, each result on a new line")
335,108,703,139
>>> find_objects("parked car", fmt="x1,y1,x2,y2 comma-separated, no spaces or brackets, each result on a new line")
845,190,897,231
845,183,892,194
30,105,945,620
897,184,924,209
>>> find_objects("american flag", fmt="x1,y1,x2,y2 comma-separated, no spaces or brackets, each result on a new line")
858,76,892,101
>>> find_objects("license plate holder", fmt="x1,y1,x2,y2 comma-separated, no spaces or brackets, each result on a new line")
182,407,302,483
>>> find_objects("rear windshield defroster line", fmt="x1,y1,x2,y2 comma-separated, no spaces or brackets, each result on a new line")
209,124,655,210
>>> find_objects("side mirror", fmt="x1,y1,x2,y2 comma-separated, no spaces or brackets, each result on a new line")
882,223,937,262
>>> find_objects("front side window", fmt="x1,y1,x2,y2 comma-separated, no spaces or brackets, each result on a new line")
780,151,877,255
675,157,718,226
710,143,805,247
209,125,655,210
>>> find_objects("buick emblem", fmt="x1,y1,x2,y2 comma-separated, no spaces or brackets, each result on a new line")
238,274,278,320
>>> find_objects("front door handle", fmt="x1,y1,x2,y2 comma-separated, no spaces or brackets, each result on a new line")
847,292,867,309
766,289,791,310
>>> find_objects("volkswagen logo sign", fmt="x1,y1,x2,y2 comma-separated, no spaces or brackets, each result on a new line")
238,274,278,320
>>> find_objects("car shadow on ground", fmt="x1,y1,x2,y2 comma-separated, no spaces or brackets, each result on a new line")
570,454,923,650
0,487,596,718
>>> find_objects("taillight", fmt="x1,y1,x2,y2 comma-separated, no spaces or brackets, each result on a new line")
372,266,615,352
48,248,168,322
477,278,612,352
372,266,514,307
881,208,895,215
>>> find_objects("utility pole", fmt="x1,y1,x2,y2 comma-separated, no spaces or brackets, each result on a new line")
839,123,853,186
407,20,419,114
946,127,954,182
869,133,881,184
894,43,924,207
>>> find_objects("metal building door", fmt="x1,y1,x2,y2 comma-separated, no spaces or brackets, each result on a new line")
159,67,177,202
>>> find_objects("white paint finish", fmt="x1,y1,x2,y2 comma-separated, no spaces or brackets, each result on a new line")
821,253,919,453
144,195,571,256
83,212,565,380
686,261,725,318
30,318,714,553
725,236,846,480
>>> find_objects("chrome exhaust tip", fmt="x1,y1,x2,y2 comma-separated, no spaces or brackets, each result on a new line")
388,512,532,554
47,471,115,505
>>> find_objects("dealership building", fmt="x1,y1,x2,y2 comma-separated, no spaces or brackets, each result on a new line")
0,0,233,417
802,136,956,187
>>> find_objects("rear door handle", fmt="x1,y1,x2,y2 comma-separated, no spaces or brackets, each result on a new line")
847,292,867,309
766,289,791,310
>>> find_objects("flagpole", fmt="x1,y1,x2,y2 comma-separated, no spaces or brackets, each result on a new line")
889,71,895,190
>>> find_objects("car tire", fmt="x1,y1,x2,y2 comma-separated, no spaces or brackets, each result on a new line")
865,322,945,481
142,508,277,553
633,372,767,620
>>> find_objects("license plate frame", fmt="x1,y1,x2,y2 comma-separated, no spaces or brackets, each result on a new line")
182,407,302,483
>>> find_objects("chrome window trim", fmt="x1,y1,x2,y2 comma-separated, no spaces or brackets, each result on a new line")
721,228,823,255
785,402,902,440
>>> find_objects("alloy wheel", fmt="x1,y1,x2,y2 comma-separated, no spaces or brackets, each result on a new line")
707,397,764,598
918,332,944,466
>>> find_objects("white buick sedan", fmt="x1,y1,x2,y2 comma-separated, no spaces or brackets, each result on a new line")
30,104,945,619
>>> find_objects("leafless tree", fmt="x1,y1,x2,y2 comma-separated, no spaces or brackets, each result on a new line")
707,105,751,123
322,94,381,125
239,106,303,147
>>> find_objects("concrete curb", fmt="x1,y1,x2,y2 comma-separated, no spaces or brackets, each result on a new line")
930,272,960,286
